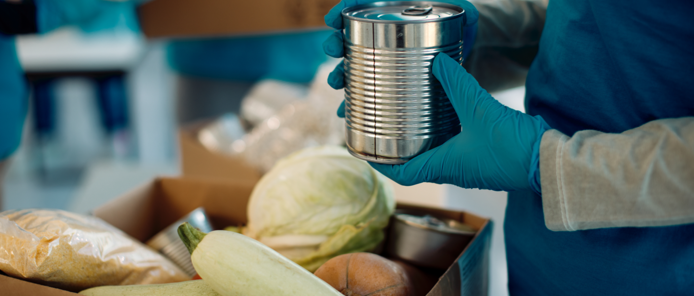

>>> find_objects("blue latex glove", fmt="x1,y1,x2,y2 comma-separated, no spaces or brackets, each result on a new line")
372,53,550,192
34,0,140,34
323,0,479,117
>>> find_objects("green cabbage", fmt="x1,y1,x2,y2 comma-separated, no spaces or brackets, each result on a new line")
243,146,395,271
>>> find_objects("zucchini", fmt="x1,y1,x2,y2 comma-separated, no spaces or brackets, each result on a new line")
178,223,342,296
79,280,219,296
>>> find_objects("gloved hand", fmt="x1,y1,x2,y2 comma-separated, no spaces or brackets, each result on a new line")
34,0,139,33
371,53,550,192
322,0,479,117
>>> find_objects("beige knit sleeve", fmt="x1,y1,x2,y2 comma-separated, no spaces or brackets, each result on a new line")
540,117,694,231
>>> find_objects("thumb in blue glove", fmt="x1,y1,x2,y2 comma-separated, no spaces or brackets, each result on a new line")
370,53,549,192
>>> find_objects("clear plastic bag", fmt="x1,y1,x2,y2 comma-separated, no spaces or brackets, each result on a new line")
0,209,189,292
233,61,346,172
240,98,344,173
240,79,309,128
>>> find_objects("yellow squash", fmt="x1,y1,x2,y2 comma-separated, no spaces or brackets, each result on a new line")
178,223,342,296
79,280,219,296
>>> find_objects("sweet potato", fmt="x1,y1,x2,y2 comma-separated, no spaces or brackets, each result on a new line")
314,253,414,296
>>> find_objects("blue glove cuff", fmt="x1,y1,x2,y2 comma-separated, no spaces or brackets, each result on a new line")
528,116,551,195
34,0,63,33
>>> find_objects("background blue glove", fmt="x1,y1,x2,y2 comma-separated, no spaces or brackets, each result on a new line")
35,0,140,34
322,0,479,117
371,53,549,192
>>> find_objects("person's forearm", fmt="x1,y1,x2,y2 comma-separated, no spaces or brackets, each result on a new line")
471,0,548,48
540,117,694,231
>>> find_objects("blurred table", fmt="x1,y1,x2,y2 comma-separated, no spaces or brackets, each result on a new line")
17,27,143,73
15,28,146,176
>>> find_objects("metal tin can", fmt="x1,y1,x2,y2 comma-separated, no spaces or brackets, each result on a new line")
385,211,476,269
146,207,214,277
342,1,465,164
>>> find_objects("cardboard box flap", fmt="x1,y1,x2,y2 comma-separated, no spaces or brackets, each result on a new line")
92,181,157,242
179,121,262,184
94,177,255,241
0,274,76,296
156,177,253,233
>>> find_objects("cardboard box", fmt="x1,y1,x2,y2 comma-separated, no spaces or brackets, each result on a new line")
2,177,492,295
179,121,263,185
138,0,340,39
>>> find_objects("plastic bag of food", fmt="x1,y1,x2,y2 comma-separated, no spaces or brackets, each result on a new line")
0,209,189,292
240,79,308,128
235,61,346,173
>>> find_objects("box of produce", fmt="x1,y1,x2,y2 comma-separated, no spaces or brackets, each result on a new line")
1,147,492,295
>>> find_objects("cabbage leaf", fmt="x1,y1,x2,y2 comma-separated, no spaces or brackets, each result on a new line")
243,146,395,271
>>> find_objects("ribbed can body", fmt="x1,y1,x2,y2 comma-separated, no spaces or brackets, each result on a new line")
342,2,464,164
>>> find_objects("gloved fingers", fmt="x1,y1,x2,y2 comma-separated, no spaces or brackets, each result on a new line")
324,0,362,30
456,0,479,27
368,143,447,186
323,30,345,58
36,0,136,34
433,53,495,122
328,60,346,90
337,100,346,118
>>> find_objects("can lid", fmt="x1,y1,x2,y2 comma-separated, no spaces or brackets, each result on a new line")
394,213,476,235
342,1,463,22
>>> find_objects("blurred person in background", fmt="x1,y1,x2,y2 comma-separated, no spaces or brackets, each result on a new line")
0,0,138,210
325,0,693,295
1,0,332,210
0,0,31,210
167,31,331,124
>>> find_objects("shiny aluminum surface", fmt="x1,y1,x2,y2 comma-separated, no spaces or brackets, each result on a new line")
385,211,476,269
342,1,464,164
146,207,214,277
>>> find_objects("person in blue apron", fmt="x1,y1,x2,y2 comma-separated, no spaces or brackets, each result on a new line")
0,0,137,209
1,1,330,210
325,0,693,294
1,0,37,210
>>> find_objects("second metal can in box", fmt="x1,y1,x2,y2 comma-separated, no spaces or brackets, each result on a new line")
342,1,465,164
146,207,214,277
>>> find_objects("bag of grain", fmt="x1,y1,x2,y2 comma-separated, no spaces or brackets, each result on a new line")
0,209,189,292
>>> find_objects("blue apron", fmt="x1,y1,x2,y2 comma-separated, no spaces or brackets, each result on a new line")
506,0,694,295
167,30,332,84
0,35,27,161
